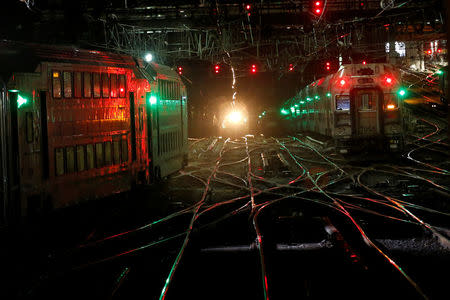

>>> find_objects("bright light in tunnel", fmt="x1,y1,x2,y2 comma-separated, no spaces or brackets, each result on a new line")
228,111,242,123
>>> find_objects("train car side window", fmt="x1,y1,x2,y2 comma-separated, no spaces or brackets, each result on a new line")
74,72,82,98
104,141,112,165
113,138,120,165
26,112,33,143
76,145,85,171
95,142,104,167
63,71,73,98
118,74,126,98
101,73,110,98
55,148,65,176
66,146,75,173
86,144,94,169
52,71,62,98
121,137,128,163
83,72,92,98
93,73,101,98
110,74,118,98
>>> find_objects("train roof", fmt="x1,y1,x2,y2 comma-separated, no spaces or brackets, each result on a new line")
0,40,137,80
144,62,182,82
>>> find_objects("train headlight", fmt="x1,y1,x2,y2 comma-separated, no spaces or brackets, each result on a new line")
228,111,243,123
386,104,396,110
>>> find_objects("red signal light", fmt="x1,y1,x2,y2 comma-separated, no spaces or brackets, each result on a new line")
437,49,442,53
339,79,346,86
427,49,432,55
313,0,323,15
326,62,330,70
251,64,257,73
245,4,251,10
362,61,366,65
288,64,294,71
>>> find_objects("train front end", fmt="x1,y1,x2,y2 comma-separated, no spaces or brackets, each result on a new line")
218,101,249,137
330,63,405,153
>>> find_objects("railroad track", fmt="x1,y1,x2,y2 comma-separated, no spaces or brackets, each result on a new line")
18,131,449,299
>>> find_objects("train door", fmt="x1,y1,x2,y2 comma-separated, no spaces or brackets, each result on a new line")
145,92,154,171
352,88,383,136
0,88,21,223
129,92,137,161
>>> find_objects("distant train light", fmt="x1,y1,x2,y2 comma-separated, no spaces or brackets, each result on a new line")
177,66,183,75
280,108,289,115
214,64,220,74
289,63,294,71
17,94,28,108
251,64,257,73
144,53,153,62
326,62,330,71
386,104,396,110
228,111,243,123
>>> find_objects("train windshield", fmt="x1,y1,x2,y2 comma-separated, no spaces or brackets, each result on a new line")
336,95,350,110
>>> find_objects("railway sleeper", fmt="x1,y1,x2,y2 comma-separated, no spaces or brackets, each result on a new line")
276,152,292,176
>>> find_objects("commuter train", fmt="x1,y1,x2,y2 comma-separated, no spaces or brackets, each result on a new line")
0,41,188,221
280,63,405,153
216,100,249,136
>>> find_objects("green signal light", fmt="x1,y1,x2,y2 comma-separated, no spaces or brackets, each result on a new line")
314,95,320,100
436,70,443,75
326,92,331,97
306,97,312,102
262,111,266,116
17,94,28,108
299,101,305,104
280,108,289,115
398,89,406,97
149,95,157,105
290,107,295,113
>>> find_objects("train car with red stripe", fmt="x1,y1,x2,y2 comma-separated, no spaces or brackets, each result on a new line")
280,63,406,153
0,41,188,221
